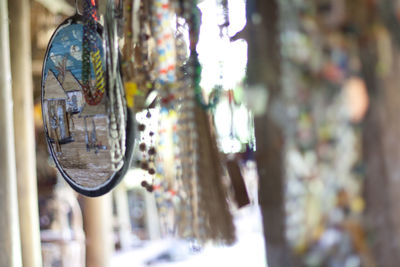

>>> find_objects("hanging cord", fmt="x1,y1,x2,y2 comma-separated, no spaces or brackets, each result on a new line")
81,0,106,105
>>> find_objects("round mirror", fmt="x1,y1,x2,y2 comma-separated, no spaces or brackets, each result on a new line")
41,14,134,197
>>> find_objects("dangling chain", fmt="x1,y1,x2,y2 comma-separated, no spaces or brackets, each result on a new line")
105,0,127,171
82,0,106,105
174,15,199,239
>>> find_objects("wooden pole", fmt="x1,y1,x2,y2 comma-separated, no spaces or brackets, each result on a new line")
243,0,292,266
8,0,43,266
84,195,114,267
0,0,23,265
354,1,400,265
114,183,132,249
144,190,161,240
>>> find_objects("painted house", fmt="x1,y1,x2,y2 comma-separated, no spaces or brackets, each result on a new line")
62,70,84,114
43,70,73,145
80,98,108,153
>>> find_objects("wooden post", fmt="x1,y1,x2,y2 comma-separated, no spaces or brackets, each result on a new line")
0,0,23,265
84,195,114,267
353,1,400,265
243,0,292,266
8,0,43,266
114,183,132,250
144,190,161,240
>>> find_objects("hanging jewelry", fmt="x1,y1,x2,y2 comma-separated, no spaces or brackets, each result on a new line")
103,0,129,172
189,0,235,244
151,0,177,85
122,0,155,111
81,0,106,105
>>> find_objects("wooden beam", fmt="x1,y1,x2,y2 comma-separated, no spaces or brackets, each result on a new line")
8,0,43,266
0,0,23,265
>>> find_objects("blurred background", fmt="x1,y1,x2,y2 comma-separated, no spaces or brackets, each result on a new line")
1,0,399,266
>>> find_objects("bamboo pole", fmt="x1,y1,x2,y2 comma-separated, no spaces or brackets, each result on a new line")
84,195,114,267
114,183,132,249
144,190,161,240
8,0,43,266
0,0,23,265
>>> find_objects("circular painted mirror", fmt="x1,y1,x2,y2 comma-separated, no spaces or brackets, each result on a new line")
41,14,134,197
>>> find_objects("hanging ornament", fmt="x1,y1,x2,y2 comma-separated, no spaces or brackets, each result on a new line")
154,0,235,244
41,0,134,197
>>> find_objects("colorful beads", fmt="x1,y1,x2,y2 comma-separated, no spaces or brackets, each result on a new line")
81,0,105,105
151,0,176,84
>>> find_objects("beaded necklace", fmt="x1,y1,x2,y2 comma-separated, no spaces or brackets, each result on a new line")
151,0,177,85
122,0,155,110
119,0,235,243
104,0,127,171
81,0,106,105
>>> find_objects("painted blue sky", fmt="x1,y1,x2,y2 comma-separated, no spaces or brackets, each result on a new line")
43,23,104,83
